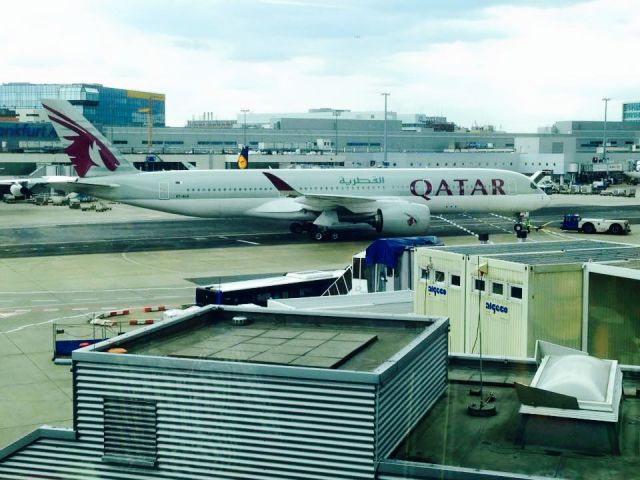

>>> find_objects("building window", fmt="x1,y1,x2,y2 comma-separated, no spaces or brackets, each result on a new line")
510,285,523,300
492,282,504,296
420,268,430,281
435,270,445,283
473,278,486,292
450,273,461,287
102,398,157,468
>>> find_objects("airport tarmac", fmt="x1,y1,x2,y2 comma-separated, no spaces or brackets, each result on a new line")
2,193,640,449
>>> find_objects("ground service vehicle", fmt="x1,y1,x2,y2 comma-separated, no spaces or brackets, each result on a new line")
560,214,630,235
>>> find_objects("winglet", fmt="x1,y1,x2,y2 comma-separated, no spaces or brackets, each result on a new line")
263,172,300,197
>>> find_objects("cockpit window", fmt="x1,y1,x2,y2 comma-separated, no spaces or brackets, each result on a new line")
530,182,539,190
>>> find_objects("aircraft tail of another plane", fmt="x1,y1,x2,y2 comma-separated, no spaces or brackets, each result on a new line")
41,99,138,178
237,146,249,169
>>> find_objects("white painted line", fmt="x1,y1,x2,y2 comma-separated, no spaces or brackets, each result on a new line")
31,299,56,303
2,313,88,334
0,310,31,319
236,239,260,245
43,308,60,312
72,307,89,311
74,298,98,302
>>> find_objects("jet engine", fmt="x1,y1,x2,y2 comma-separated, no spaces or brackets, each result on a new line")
10,183,31,197
371,202,430,235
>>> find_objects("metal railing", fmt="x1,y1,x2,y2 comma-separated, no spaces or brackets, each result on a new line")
321,265,353,296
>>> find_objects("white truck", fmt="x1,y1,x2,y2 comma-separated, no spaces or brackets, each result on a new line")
560,214,630,235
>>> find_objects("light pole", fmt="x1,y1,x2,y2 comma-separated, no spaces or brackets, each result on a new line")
602,98,610,179
241,109,250,148
381,92,390,165
333,109,341,155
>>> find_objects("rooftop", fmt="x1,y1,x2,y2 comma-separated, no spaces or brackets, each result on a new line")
102,306,433,374
429,239,640,266
391,358,640,480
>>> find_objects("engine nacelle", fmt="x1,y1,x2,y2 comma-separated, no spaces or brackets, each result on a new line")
10,183,31,197
372,202,431,235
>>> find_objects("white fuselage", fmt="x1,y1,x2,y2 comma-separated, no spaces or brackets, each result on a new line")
73,168,550,219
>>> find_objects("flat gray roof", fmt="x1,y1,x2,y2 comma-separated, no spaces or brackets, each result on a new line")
430,239,640,266
390,358,640,479
99,307,436,373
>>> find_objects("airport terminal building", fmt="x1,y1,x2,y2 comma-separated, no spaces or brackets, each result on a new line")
0,82,165,130
2,82,640,182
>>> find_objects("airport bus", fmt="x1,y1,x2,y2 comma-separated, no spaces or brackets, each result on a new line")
195,270,346,307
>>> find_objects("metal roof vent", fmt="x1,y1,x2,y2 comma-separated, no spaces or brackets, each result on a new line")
232,315,251,326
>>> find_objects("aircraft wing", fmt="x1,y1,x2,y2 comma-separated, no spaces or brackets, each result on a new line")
0,175,78,186
0,176,120,195
262,171,380,214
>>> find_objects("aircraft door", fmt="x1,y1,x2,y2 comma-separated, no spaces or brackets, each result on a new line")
159,182,169,200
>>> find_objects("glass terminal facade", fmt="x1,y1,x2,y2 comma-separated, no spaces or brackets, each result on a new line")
0,83,165,129
622,102,640,122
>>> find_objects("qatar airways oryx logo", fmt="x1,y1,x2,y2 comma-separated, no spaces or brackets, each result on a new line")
42,104,119,177
409,178,506,201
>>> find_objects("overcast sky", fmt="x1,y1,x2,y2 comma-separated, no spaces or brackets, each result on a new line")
2,0,637,131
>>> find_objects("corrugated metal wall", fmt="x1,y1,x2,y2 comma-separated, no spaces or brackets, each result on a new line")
72,360,378,479
376,329,448,460
0,310,450,480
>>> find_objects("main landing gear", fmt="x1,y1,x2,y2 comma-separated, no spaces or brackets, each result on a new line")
289,222,340,241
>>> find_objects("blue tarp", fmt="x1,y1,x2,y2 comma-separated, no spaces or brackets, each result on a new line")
365,236,443,269
54,339,103,357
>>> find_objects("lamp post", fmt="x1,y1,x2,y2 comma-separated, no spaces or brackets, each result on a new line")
381,92,390,165
138,98,153,157
241,109,250,148
333,109,341,155
602,98,610,179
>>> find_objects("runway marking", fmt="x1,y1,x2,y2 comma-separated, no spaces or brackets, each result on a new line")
237,239,260,245
74,298,98,302
0,286,194,295
31,299,57,303
432,215,478,237
43,308,60,312
0,310,30,319
466,213,513,235
1,313,88,334
72,307,90,311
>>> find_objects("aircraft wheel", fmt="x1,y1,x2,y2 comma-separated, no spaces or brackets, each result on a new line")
514,223,523,232
329,231,340,241
313,231,325,241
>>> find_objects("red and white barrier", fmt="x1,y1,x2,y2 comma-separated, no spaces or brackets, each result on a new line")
143,305,166,313
129,319,155,326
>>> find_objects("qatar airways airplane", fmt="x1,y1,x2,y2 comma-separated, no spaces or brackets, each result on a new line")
7,99,550,240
